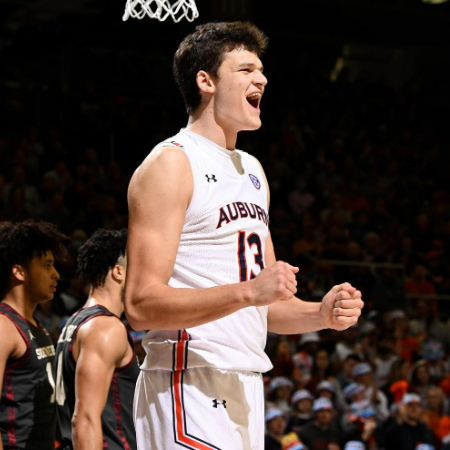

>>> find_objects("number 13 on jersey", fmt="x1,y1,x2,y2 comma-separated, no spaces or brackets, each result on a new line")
238,231,265,282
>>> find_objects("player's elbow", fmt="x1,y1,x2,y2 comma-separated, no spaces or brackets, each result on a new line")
124,290,151,331
72,409,95,435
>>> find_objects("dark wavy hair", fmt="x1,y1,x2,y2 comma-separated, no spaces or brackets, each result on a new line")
77,229,127,289
174,21,268,113
0,220,68,298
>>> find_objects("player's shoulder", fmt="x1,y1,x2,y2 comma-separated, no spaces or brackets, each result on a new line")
132,141,190,181
0,310,19,333
0,313,22,357
129,141,192,200
76,315,130,366
77,314,127,347
146,133,190,165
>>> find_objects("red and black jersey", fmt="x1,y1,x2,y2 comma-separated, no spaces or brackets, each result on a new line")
0,302,56,450
55,305,139,450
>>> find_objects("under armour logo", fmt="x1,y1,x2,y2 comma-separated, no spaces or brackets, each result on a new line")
205,174,217,183
212,399,226,408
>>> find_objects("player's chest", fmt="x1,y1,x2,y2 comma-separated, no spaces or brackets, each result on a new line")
193,170,268,234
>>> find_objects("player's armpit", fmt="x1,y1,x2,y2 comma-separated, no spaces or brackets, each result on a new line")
71,317,128,450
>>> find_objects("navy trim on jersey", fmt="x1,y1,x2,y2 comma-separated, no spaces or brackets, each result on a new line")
170,331,220,450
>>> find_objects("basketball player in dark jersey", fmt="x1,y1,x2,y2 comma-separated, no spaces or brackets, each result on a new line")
0,220,67,450
54,229,138,450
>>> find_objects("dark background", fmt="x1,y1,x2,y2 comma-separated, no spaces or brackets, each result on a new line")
1,0,450,316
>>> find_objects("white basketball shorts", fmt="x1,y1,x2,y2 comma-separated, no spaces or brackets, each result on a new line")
134,366,264,450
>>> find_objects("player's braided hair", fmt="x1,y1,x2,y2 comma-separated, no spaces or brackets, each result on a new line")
0,220,68,299
174,21,268,114
77,228,127,289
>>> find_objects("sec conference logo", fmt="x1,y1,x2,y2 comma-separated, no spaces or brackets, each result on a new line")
249,174,261,190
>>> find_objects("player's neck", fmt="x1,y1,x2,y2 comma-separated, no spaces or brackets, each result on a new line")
2,290,37,324
187,112,237,151
84,285,124,317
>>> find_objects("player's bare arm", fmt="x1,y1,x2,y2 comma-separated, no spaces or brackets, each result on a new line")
254,160,364,334
0,315,27,450
265,233,363,334
125,146,297,331
71,316,131,450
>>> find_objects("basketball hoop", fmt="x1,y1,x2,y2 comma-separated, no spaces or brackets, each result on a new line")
122,0,199,23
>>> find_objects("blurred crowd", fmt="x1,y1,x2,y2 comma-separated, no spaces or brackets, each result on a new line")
2,15,450,450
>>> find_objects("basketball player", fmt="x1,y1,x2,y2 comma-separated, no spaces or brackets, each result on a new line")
125,22,364,449
0,220,67,450
54,229,138,450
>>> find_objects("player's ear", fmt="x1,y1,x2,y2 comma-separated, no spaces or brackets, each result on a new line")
196,70,216,95
12,264,26,282
112,264,125,283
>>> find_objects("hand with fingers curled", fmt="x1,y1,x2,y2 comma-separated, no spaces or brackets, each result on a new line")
320,282,364,331
248,260,299,307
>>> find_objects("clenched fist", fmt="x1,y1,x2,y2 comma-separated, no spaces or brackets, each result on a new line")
320,282,364,331
248,261,299,306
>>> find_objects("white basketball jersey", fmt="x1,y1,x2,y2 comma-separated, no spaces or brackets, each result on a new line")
140,129,273,373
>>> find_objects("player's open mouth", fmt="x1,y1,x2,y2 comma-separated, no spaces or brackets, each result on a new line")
246,93,261,109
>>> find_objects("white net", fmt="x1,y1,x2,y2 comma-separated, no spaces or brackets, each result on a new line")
122,0,199,23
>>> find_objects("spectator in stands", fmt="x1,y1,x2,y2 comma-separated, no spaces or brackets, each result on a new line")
373,333,399,387
307,348,336,394
385,393,435,450
421,341,449,385
268,377,294,416
272,338,297,379
351,362,389,423
390,310,422,364
422,387,450,447
343,383,366,406
337,354,363,390
317,380,337,400
384,357,410,405
414,299,448,343
409,359,436,403
286,389,314,435
293,332,320,385
297,398,342,450
265,408,287,450
341,399,380,448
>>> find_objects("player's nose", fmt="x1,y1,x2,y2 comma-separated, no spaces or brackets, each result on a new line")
254,70,268,88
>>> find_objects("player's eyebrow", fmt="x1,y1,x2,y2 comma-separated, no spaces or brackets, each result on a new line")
238,62,264,72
